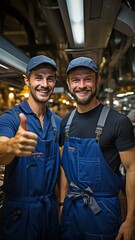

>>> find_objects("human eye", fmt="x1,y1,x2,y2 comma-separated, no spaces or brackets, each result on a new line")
47,76,55,83
35,75,42,80
71,78,79,83
84,76,93,82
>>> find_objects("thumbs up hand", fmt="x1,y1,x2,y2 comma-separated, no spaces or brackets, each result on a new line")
8,113,38,156
19,112,28,131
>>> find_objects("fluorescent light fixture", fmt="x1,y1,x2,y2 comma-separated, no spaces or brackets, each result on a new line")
126,91,134,96
0,63,9,69
117,91,134,97
66,0,84,46
0,35,29,73
0,48,27,73
117,93,126,98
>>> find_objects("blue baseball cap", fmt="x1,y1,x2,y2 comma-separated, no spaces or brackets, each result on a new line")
26,55,57,74
67,57,98,74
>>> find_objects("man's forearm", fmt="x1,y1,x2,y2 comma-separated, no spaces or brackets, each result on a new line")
126,170,135,221
0,139,15,165
57,166,69,203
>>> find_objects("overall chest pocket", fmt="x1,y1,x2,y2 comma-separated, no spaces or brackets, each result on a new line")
78,157,100,183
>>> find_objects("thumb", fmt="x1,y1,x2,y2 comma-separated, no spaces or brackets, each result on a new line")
19,113,27,131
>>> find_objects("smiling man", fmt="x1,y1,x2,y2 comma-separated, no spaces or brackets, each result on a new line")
0,55,61,240
59,57,135,240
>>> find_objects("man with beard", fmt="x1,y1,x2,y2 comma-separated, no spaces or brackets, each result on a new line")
58,57,135,240
0,55,61,240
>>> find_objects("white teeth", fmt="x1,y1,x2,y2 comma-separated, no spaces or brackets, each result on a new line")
38,90,48,93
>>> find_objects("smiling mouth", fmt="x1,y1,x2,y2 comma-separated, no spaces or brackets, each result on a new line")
76,90,90,94
37,89,51,94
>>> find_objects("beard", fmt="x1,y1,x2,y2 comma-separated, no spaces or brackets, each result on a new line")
69,86,97,105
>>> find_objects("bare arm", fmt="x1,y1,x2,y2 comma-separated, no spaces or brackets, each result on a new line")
57,147,69,219
0,113,38,165
115,147,135,240
58,165,69,203
57,165,69,220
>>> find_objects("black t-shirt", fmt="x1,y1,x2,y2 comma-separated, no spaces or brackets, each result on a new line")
60,103,135,174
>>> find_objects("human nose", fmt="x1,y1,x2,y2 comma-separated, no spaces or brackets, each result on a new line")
78,79,86,88
41,78,49,87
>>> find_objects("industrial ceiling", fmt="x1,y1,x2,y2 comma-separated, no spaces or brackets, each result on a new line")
1,0,135,99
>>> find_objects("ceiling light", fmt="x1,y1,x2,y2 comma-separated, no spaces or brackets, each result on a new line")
66,0,84,46
117,93,126,98
0,63,9,69
126,91,134,95
9,87,14,91
8,92,14,100
0,35,29,73
0,48,27,73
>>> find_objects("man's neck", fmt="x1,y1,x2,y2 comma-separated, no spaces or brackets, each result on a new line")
27,97,46,117
77,99,100,113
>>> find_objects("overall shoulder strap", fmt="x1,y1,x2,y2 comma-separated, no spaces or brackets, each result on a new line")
95,106,110,143
65,108,76,140
51,115,58,141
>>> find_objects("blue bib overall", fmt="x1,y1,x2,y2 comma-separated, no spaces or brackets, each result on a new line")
60,107,123,240
0,112,60,240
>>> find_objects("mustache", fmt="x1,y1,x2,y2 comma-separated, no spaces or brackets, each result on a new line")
74,87,92,93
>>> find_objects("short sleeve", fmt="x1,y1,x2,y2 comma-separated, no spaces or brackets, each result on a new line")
0,110,19,138
114,113,135,151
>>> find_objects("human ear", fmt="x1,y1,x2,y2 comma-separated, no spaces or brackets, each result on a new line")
24,76,30,88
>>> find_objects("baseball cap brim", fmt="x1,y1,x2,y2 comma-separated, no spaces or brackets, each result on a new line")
26,55,57,74
67,57,98,74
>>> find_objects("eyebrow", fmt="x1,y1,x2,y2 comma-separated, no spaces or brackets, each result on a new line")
34,73,55,77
